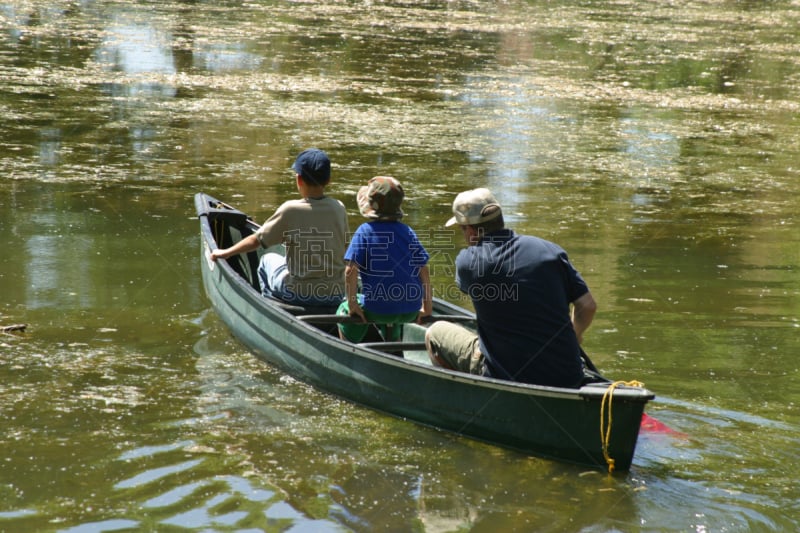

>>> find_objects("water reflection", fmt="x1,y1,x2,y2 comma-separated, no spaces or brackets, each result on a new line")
38,128,61,166
97,20,176,79
621,115,679,186
195,43,263,73
460,75,552,216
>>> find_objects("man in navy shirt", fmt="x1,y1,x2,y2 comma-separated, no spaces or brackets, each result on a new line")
425,188,597,388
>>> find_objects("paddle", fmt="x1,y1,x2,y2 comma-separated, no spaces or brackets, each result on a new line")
580,348,683,436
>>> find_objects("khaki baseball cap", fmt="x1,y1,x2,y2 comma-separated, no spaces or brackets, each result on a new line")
445,188,502,227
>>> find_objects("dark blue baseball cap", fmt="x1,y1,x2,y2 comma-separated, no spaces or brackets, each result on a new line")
292,148,331,185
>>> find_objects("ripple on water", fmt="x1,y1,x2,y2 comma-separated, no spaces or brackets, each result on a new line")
104,432,345,531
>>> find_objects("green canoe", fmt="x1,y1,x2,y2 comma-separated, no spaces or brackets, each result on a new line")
195,192,655,471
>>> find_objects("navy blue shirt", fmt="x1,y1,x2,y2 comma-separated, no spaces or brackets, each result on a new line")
455,229,588,387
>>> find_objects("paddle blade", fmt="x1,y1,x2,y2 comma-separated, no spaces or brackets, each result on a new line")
640,413,686,436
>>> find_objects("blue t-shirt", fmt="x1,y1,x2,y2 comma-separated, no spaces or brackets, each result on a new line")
345,221,430,314
455,229,588,387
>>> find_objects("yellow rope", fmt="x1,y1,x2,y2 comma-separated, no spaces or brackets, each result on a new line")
600,380,645,474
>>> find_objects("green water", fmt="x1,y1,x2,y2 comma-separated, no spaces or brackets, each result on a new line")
1,1,798,531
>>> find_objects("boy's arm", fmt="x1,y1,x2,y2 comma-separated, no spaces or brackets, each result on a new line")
418,264,433,320
209,233,260,261
345,261,366,322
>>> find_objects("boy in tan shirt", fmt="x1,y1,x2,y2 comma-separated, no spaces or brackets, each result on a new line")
210,148,347,306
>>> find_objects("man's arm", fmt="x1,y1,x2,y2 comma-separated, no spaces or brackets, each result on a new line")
571,291,597,344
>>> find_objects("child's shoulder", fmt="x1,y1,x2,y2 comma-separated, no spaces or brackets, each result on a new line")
363,219,409,230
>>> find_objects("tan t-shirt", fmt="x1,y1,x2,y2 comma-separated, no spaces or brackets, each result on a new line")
255,196,347,300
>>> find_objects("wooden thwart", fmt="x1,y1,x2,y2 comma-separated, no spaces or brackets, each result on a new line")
297,314,474,325
358,341,428,352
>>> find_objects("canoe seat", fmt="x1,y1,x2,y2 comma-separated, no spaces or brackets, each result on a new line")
204,207,250,228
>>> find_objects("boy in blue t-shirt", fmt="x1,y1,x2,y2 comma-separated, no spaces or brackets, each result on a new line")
337,176,432,343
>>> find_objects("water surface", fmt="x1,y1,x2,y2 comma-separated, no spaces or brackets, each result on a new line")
1,1,799,531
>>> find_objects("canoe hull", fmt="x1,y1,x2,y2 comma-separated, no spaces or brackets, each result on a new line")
195,193,654,471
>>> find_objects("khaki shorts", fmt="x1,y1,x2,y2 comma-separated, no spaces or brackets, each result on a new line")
425,321,485,375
